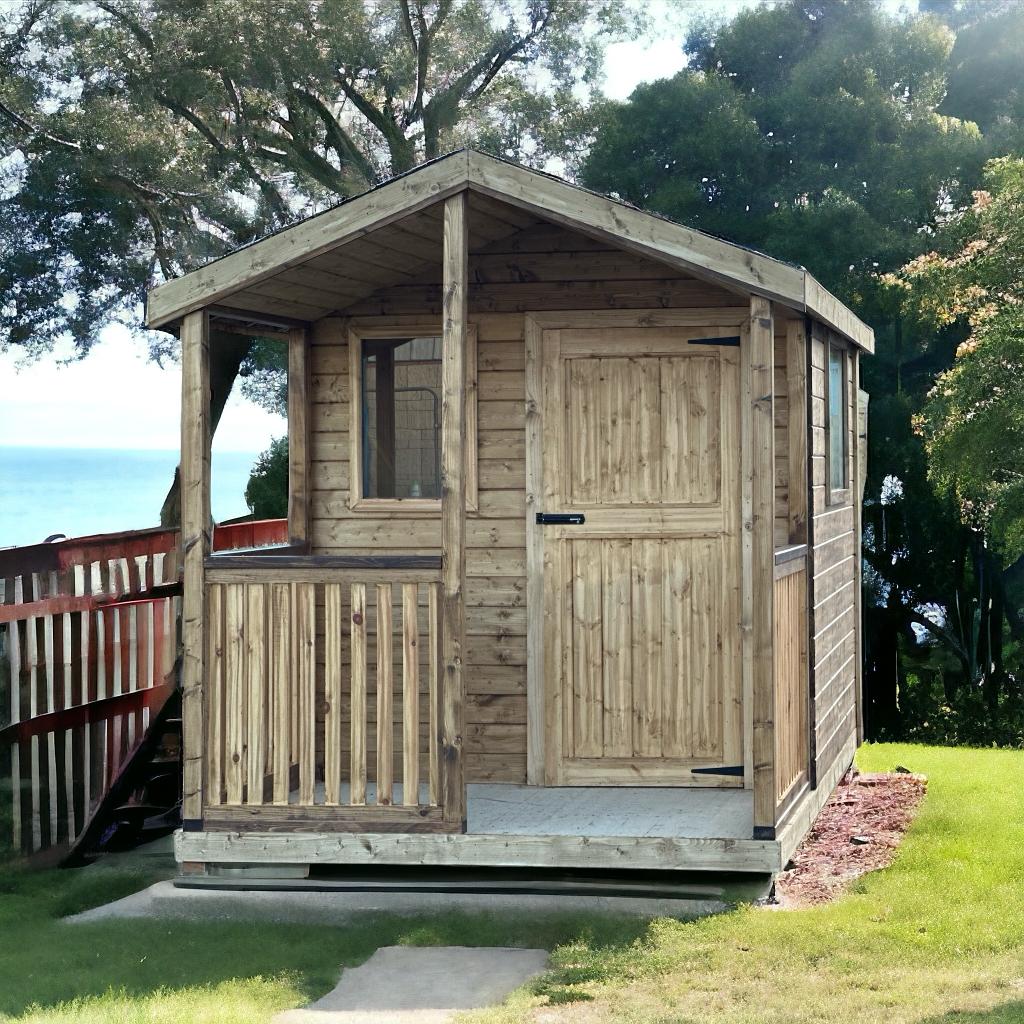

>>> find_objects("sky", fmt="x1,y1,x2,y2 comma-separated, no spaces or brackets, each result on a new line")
0,0,917,455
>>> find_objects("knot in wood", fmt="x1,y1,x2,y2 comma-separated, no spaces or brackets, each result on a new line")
352,611,363,625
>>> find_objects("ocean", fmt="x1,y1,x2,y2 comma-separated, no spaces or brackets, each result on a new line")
0,447,262,549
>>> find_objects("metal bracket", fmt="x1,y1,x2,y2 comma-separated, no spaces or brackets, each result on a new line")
691,764,745,777
535,513,586,525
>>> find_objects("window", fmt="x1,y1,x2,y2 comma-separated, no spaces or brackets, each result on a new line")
827,343,848,498
348,322,477,510
362,336,442,499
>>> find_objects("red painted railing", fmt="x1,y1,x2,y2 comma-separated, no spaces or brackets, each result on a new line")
0,519,286,859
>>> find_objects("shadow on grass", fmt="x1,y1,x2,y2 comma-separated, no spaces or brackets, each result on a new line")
0,863,665,1021
919,1003,1024,1024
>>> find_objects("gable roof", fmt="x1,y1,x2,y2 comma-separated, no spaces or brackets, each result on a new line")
146,149,873,352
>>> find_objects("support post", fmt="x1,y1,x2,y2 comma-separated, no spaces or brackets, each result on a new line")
440,192,468,828
749,296,777,838
180,309,211,824
288,326,311,546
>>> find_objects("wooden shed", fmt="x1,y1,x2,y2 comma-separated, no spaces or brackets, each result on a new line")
150,150,873,878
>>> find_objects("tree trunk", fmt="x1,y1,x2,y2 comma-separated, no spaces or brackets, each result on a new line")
160,331,255,527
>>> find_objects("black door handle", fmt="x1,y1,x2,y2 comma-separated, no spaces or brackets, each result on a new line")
536,513,586,525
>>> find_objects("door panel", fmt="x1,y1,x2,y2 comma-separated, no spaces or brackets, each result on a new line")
541,325,742,786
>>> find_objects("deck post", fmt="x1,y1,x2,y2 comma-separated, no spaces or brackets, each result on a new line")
287,326,311,547
440,191,468,828
749,296,777,838
180,309,211,825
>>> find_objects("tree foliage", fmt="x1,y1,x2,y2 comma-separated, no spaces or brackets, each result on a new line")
244,436,289,520
581,0,1024,741
888,158,1024,561
1,0,637,358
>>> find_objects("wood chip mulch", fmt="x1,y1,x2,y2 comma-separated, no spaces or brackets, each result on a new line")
772,767,927,908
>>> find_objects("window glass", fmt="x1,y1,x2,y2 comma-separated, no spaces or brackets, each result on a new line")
361,337,442,499
828,345,846,492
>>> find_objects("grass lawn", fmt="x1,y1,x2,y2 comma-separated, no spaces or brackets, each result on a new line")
2,743,1023,1023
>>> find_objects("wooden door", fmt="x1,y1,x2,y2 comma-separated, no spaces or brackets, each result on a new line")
540,325,743,785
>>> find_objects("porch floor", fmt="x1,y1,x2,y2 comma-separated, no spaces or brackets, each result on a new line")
294,783,754,840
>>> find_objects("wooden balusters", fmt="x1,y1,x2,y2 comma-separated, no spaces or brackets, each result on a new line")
402,583,419,807
350,582,367,805
376,584,394,806
199,571,446,825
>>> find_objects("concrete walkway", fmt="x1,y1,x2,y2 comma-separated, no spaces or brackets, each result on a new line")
273,946,549,1024
66,879,729,924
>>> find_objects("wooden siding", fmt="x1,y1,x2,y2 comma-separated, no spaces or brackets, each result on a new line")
809,323,859,781
307,225,742,783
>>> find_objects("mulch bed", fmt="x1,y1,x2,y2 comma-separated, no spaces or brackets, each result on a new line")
773,767,928,907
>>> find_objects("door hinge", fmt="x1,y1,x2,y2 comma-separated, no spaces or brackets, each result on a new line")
688,336,741,347
691,764,745,777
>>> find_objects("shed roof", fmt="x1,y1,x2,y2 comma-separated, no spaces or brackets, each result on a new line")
146,149,873,353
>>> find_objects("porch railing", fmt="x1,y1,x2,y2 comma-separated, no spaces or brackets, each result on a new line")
201,555,454,832
773,545,809,812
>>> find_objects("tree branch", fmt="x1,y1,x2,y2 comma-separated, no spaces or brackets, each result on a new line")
290,87,376,185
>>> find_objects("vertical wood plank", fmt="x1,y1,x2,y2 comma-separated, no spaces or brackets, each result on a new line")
571,540,602,758
270,583,291,806
524,315,545,785
749,296,777,834
635,358,661,502
602,539,632,757
402,582,419,806
296,582,316,805
350,582,367,805
440,191,467,827
375,583,394,806
786,319,808,543
245,584,265,805
661,540,691,759
206,584,224,806
631,539,663,757
288,326,311,546
180,309,210,822
8,576,22,852
427,583,441,805
324,583,343,806
224,584,245,806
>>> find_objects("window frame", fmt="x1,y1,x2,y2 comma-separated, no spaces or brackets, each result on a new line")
825,340,851,506
347,318,478,513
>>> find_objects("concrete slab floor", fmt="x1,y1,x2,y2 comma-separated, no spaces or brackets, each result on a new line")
65,880,730,924
272,946,549,1024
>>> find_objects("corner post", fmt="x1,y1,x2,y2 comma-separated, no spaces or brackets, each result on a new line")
749,296,777,837
288,326,311,547
180,309,211,825
440,191,468,828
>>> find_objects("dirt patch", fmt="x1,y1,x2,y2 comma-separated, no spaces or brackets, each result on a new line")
774,768,927,908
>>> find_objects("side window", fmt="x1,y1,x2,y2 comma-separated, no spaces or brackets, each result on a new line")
827,343,848,499
348,323,478,510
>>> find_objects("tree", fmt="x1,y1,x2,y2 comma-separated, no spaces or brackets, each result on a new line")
880,158,1024,724
579,0,1024,740
245,436,289,520
1,0,639,513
